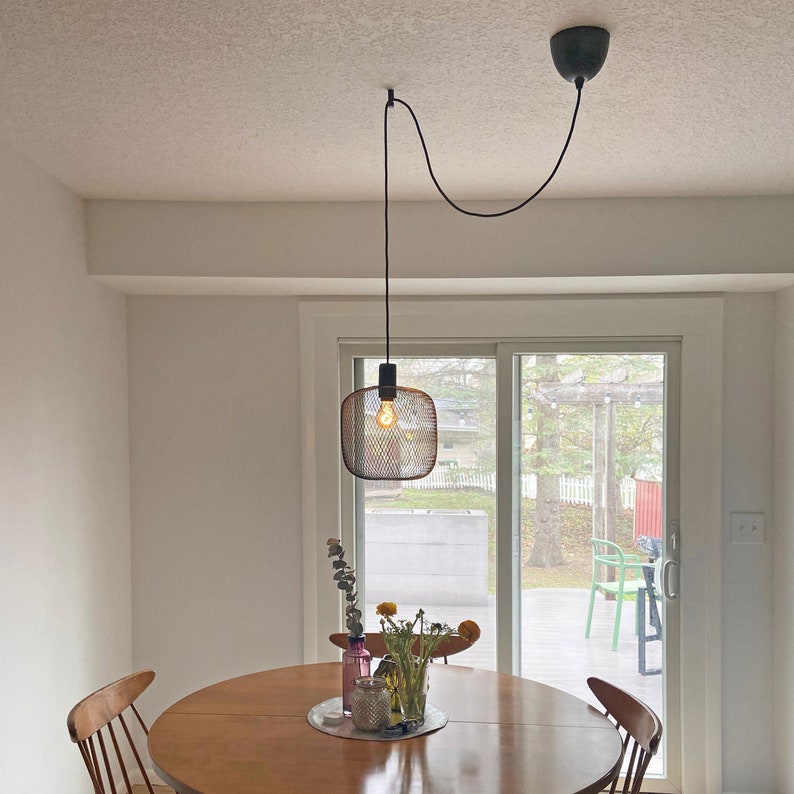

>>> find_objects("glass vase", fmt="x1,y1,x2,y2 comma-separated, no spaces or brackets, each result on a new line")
351,676,392,732
342,635,371,716
373,654,401,713
396,660,429,727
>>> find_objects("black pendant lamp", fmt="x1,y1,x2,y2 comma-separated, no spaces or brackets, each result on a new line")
341,92,438,481
341,25,609,480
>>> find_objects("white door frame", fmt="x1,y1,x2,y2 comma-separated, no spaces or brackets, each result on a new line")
300,296,723,793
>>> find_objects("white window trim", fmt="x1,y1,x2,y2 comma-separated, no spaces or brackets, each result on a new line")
299,296,723,793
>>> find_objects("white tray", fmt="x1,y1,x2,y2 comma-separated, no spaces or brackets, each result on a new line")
307,697,448,741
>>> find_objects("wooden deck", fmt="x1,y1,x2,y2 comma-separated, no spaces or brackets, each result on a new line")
366,587,664,778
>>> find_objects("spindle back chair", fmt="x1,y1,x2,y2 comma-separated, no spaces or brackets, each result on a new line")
587,676,663,794
67,669,158,794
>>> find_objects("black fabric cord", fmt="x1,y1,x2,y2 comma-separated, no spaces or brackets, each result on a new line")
382,84,583,356
388,87,583,218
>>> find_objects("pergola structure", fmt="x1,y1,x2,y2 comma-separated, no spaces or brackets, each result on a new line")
530,379,663,552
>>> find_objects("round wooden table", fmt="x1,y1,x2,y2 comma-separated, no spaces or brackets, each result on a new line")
148,662,622,794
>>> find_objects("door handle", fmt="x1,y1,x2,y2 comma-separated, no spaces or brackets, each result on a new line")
661,558,678,600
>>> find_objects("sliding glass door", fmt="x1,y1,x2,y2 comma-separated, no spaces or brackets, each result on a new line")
343,338,680,791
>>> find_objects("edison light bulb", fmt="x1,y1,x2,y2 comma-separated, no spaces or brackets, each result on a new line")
375,400,397,429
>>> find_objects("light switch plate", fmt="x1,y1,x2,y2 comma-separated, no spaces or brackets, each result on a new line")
730,512,765,544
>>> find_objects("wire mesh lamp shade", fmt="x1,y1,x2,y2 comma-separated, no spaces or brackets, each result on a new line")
341,381,437,481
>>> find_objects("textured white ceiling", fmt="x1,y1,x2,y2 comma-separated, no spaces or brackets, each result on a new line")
1,0,792,202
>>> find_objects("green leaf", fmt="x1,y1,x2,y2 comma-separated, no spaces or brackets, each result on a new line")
337,581,349,590
333,570,346,581
332,560,347,569
346,591,357,601
347,620,364,636
327,544,342,557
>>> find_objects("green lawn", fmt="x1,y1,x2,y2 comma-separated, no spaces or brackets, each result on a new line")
367,488,637,592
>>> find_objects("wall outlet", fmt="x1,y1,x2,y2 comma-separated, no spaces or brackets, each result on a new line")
730,512,765,544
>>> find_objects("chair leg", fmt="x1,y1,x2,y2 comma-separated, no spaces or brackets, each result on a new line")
585,583,598,638
612,580,624,651
638,586,647,675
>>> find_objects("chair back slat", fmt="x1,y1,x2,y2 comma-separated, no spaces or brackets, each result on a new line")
588,677,662,794
83,736,104,794
107,720,133,793
68,670,158,794
118,712,156,793
130,702,151,736
96,729,116,793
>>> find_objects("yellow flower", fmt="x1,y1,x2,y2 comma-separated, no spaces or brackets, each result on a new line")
457,619,481,645
376,601,398,618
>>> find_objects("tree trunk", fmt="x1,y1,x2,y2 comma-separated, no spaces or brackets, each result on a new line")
592,404,607,583
592,404,605,541
605,400,617,545
527,356,565,568
603,400,618,594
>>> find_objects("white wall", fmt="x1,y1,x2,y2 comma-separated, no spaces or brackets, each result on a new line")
0,146,131,792
127,288,781,790
108,201,776,792
721,295,776,793
127,296,304,722
775,287,794,791
0,145,787,790
87,196,794,282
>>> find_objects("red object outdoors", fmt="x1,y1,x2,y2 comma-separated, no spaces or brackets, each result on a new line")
634,479,663,540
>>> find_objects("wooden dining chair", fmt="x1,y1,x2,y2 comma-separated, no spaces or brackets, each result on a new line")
587,676,663,794
328,632,473,663
67,669,163,794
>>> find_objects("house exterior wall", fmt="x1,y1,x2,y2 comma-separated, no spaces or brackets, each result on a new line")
0,145,131,793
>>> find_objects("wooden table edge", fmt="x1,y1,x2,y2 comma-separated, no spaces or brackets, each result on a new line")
148,663,624,794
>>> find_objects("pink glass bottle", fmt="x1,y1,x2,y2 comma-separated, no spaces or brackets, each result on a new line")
342,635,371,716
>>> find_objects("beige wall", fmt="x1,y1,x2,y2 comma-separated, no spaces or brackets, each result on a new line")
775,286,794,791
87,196,794,283
0,146,131,792
1,167,789,791
129,288,778,792
721,294,776,790
127,296,304,722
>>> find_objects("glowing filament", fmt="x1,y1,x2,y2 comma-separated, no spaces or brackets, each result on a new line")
375,400,397,429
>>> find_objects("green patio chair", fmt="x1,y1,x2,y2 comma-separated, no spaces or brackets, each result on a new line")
585,538,645,651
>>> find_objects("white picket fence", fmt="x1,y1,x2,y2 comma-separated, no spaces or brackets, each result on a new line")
402,470,636,508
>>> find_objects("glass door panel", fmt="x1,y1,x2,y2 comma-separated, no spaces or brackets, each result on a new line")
356,356,497,672
518,351,670,783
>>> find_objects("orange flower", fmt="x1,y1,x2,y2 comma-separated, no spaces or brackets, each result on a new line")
376,601,398,618
457,619,481,645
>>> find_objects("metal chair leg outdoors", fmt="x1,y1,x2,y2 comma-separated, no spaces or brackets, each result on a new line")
585,538,645,651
